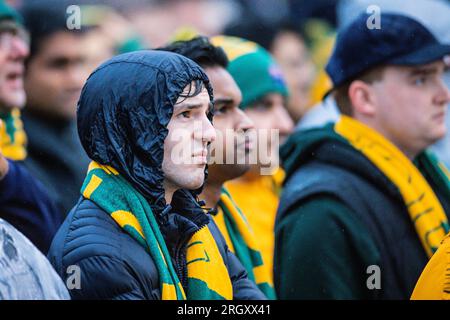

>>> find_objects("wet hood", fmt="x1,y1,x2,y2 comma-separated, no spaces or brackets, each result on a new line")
77,50,213,214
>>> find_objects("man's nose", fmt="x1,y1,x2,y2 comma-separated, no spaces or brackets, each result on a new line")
9,36,29,60
273,104,294,136
201,116,216,143
66,63,87,88
236,108,254,132
434,76,450,106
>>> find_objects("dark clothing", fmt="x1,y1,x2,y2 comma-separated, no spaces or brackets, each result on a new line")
48,196,265,300
22,111,90,216
49,50,264,300
0,160,62,254
275,125,450,299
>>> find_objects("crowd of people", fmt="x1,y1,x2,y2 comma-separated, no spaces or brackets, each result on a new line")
0,0,449,300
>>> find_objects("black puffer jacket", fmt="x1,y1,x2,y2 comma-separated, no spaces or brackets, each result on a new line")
47,50,264,300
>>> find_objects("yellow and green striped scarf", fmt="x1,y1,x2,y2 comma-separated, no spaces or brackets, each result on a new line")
81,161,233,300
215,188,276,299
0,108,27,160
335,116,450,257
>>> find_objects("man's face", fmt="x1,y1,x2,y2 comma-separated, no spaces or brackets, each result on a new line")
162,83,216,193
244,93,294,171
205,66,254,182
271,31,315,121
0,23,29,111
24,31,89,120
369,61,450,157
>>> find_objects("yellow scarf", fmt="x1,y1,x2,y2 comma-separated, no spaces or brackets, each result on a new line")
82,162,232,300
224,168,284,283
0,108,27,160
335,116,449,258
214,189,276,298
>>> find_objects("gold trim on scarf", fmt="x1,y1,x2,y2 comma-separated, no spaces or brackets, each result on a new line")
335,115,448,257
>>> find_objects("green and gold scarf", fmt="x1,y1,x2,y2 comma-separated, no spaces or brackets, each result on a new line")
215,188,276,299
81,161,233,300
335,116,450,257
0,108,27,160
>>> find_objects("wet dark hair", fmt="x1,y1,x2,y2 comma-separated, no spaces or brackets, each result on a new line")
175,79,214,121
176,79,205,103
157,36,229,69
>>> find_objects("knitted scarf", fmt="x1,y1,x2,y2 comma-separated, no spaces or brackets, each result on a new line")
0,108,27,160
81,161,233,300
216,188,276,299
335,116,450,257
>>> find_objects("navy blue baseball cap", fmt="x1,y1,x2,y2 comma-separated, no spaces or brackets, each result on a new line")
325,12,450,90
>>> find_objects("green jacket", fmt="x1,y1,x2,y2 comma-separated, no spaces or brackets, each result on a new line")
274,125,450,299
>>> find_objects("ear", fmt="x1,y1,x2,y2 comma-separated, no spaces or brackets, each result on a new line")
348,80,376,116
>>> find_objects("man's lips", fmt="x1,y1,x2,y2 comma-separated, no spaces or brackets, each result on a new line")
433,110,446,122
4,67,24,88
192,150,208,165
192,150,208,157
237,136,254,152
5,65,24,79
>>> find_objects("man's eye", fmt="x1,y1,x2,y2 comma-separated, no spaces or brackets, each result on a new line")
253,103,271,111
179,111,190,118
414,77,427,86
215,106,228,115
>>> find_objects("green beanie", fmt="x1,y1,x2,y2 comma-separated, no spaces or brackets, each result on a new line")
0,0,22,25
211,36,288,110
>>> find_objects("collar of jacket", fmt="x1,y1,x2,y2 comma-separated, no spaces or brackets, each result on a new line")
281,124,403,201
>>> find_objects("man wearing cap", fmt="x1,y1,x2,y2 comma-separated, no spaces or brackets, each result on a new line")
275,12,450,299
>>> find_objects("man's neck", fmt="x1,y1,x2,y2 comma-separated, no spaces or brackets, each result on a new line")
0,106,13,117
371,126,419,160
396,145,417,161
238,165,263,181
355,116,419,160
163,180,176,204
24,108,72,130
202,180,224,209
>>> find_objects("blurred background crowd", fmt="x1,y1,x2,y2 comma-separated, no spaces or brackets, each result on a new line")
5,0,449,167
0,0,449,300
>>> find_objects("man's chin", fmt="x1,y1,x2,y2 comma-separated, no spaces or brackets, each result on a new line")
223,163,250,181
0,94,26,111
184,174,206,191
233,160,251,172
430,128,447,144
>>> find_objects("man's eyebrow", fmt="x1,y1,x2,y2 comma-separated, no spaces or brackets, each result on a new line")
409,66,440,76
213,98,234,105
174,102,204,110
174,101,214,113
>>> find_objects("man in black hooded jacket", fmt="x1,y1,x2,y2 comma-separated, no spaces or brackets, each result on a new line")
47,50,265,300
